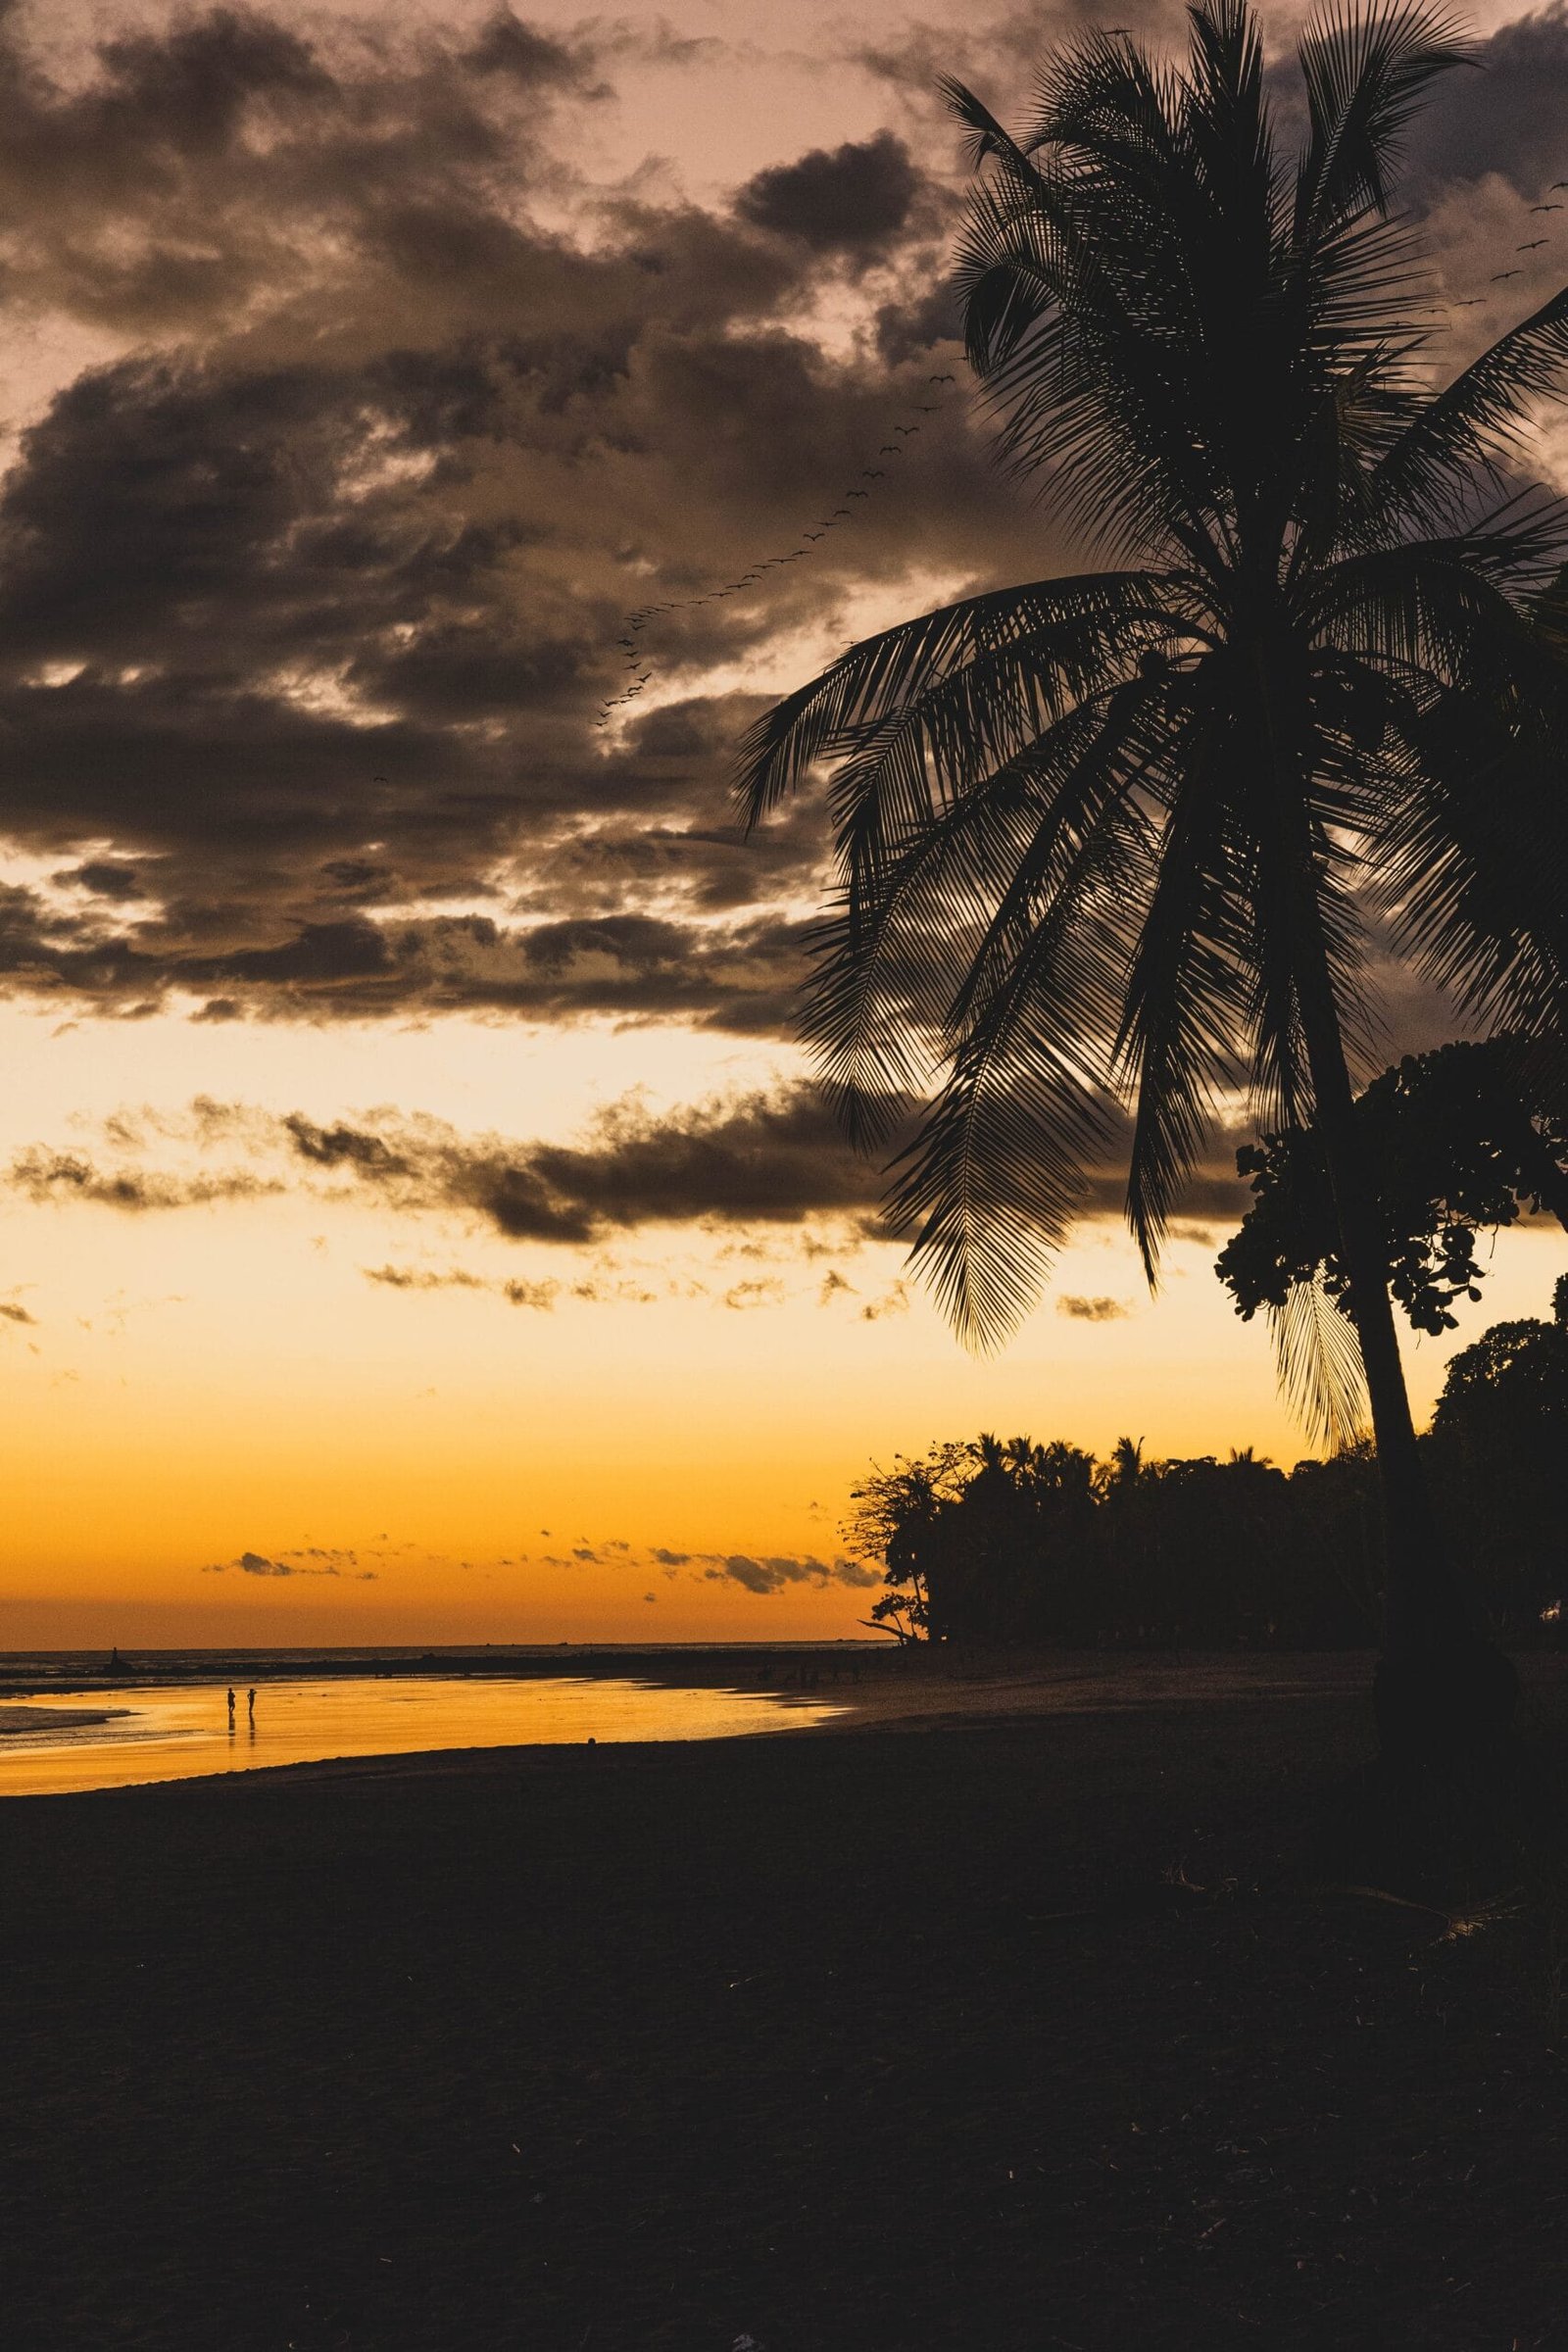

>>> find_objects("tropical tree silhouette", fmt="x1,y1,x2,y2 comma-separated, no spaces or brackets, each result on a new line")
1428,1275,1568,1635
1216,1036,1568,1434
738,1,1568,1748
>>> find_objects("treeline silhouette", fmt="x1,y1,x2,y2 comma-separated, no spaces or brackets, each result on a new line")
849,1281,1568,1651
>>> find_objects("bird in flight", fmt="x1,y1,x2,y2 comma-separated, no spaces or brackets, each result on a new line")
1492,269,1522,280
1455,296,1485,306
1518,238,1548,250
880,444,902,456
896,423,920,435
1531,203,1564,212
1553,179,1568,189
861,468,886,479
848,489,869,499
929,372,956,384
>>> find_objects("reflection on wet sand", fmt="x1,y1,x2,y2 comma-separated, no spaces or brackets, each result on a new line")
0,1677,844,1797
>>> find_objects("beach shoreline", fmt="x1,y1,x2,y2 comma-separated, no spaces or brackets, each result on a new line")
10,1646,1566,1795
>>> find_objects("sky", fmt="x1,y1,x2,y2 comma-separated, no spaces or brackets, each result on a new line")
2,0,1566,1647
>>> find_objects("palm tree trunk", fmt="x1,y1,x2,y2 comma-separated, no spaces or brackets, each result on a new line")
1292,922,1519,1754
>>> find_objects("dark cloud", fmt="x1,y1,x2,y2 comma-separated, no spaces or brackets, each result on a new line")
0,870,820,1033
0,1299,37,1326
1406,6,1568,199
735,131,922,252
701,1551,880,1594
202,1547,377,1580
0,0,1524,1137
8,1078,1260,1257
830,1557,883,1589
463,11,605,92
502,1277,560,1309
54,860,146,902
1057,1295,1131,1323
362,1263,485,1292
721,1277,786,1310
279,1083,894,1241
8,1148,281,1212
0,8,1019,1033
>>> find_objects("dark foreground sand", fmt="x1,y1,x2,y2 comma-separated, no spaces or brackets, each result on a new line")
4,1653,1566,2352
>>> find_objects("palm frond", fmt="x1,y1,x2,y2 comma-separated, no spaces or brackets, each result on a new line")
1373,690,1568,1063
1295,2,1470,241
886,808,1143,1348
802,693,1146,1147
1370,283,1568,532
1269,1272,1370,1449
735,572,1188,824
1115,731,1254,1276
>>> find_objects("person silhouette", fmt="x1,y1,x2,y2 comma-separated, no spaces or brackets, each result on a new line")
226,1687,236,1730
246,1688,256,1721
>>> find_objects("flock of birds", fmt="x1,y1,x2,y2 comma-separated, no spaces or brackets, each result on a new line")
595,372,959,727
596,186,1568,727
1453,184,1567,300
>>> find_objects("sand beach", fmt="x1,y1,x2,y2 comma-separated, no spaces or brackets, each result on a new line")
3,1649,1566,2351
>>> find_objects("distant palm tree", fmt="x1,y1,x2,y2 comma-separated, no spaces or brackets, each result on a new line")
738,0,1568,1747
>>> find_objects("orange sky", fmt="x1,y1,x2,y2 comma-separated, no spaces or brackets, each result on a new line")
3,993,1561,1647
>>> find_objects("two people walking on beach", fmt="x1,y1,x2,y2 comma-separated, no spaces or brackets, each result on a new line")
225,1688,256,1730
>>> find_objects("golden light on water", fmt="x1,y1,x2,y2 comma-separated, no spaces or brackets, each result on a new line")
0,1678,844,1795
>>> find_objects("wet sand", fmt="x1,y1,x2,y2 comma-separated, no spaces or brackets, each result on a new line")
3,1650,1565,2351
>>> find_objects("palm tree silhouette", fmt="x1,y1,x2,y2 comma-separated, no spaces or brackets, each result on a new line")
738,1,1568,1751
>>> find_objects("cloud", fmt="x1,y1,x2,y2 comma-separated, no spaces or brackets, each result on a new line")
0,0,1514,1231
362,1263,485,1291
1056,1295,1131,1323
1405,6,1568,200
735,131,923,252
501,1277,560,1310
722,1277,786,1310
8,1148,281,1212
830,1557,883,1589
0,1299,38,1325
701,1551,879,1595
282,1083,896,1241
463,10,607,93
9,1076,1261,1271
0,3,1034,1035
202,1547,377,1580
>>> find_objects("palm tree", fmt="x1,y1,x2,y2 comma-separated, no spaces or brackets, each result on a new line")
737,0,1568,1753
